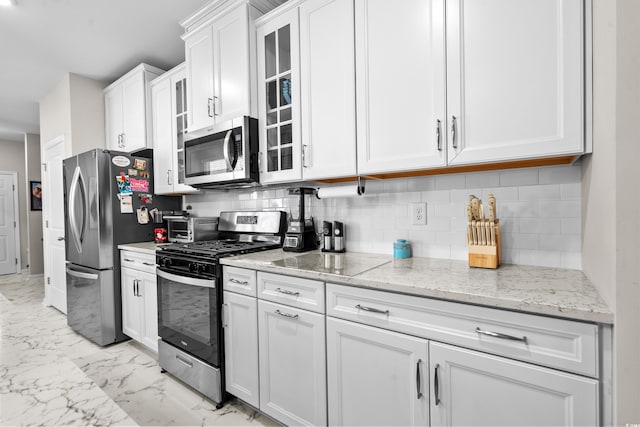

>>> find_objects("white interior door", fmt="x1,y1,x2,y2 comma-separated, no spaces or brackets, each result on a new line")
43,136,67,314
0,172,18,275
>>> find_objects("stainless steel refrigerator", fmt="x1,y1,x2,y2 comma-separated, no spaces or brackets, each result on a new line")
63,148,180,346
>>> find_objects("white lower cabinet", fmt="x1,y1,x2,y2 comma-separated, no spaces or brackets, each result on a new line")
221,270,602,427
326,317,429,426
429,342,599,427
120,251,158,352
257,299,326,426
222,290,260,408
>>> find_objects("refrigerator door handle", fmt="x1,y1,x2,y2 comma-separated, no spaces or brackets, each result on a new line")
68,166,86,253
66,266,99,281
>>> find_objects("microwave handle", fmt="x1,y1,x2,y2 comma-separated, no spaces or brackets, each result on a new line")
223,129,236,170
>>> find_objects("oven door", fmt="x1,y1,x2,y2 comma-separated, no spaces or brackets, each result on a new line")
157,267,220,366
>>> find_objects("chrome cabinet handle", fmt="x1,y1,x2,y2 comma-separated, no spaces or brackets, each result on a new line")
451,116,458,149
436,119,442,151
275,309,299,320
123,258,135,262
132,279,137,297
275,287,300,297
355,304,389,315
416,359,423,400
57,236,65,241
175,355,193,368
142,262,154,266
221,303,228,328
302,144,308,168
475,327,528,344
229,278,249,286
434,363,440,405
167,170,172,185
207,98,213,117
213,96,219,116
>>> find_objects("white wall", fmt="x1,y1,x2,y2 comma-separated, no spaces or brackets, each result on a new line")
0,140,27,269
583,0,640,423
39,75,72,155
68,73,106,155
24,133,43,276
39,73,105,157
186,163,583,269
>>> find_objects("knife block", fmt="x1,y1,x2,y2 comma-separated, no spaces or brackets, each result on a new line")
468,221,501,269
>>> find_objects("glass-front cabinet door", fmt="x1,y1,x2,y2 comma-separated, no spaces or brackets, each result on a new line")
257,7,302,184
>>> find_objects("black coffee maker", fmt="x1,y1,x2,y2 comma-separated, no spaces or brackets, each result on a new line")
283,187,318,252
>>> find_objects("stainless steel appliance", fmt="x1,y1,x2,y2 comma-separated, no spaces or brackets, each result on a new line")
183,116,259,188
156,210,286,406
63,149,180,346
166,216,219,243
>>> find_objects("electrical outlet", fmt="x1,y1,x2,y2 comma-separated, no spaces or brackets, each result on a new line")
411,202,427,225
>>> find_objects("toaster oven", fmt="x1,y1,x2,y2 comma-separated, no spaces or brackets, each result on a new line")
166,216,219,243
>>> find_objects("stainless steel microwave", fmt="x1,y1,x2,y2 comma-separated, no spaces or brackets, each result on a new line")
183,116,259,188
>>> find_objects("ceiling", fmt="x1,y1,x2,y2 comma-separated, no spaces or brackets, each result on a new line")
0,0,209,142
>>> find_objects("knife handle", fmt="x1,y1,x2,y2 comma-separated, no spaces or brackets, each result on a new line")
488,205,496,223
471,220,477,245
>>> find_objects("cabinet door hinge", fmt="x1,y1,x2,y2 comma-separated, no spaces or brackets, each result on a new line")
45,220,49,228
15,258,18,265
12,184,15,191
47,277,51,284
42,163,47,172
14,221,16,228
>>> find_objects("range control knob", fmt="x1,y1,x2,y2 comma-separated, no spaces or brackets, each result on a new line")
160,258,172,268
188,262,200,273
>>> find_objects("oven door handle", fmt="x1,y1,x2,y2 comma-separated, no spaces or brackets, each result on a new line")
157,268,216,289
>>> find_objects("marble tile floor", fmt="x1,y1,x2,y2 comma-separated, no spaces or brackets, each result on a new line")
0,274,277,426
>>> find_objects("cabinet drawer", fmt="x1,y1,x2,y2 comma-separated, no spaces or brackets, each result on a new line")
258,272,325,314
223,266,257,297
326,283,598,378
120,250,156,274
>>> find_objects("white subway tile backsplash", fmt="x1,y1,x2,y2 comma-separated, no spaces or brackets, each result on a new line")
406,176,436,192
518,184,561,201
560,182,581,200
518,250,562,268
539,164,582,184
465,171,500,188
518,218,562,234
561,217,582,235
499,168,539,186
435,174,466,190
538,200,581,218
185,165,583,269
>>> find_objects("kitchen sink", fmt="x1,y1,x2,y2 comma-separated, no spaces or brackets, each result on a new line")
270,252,391,277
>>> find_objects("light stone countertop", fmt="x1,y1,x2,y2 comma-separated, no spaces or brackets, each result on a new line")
220,249,613,324
117,241,171,255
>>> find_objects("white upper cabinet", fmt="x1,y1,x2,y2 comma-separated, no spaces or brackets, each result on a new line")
355,0,447,175
183,1,258,133
446,0,585,166
299,0,357,180
151,63,199,195
105,63,164,152
256,6,303,184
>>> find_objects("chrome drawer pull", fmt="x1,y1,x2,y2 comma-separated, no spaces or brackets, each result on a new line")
434,363,440,405
142,262,154,266
123,258,134,262
175,355,193,368
475,327,528,344
416,359,423,400
275,287,300,297
230,278,249,286
275,309,299,320
355,304,389,315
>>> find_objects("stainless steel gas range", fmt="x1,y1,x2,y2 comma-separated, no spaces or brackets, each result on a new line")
155,211,286,407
